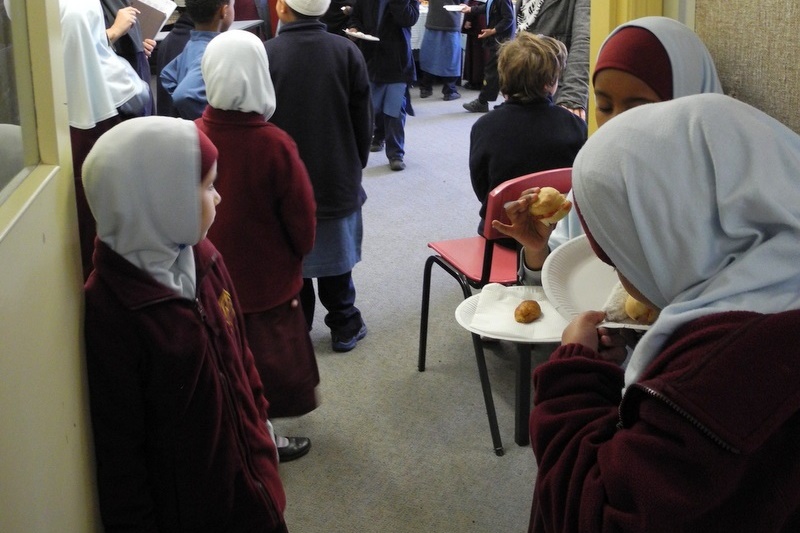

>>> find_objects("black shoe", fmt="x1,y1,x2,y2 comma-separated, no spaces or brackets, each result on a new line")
370,138,385,152
463,82,481,90
443,92,461,101
463,99,489,113
389,159,406,171
420,88,433,98
332,322,368,351
277,436,311,462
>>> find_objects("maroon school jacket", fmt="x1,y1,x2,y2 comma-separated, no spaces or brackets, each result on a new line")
529,310,800,533
197,108,316,313
84,238,287,532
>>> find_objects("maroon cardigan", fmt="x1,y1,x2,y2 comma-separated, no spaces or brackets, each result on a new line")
84,239,286,532
529,310,800,532
197,108,316,313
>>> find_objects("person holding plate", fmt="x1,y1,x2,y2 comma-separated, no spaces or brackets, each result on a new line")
527,92,800,533
417,0,465,101
349,0,420,171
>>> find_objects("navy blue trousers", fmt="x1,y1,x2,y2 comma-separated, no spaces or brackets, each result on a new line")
301,272,363,337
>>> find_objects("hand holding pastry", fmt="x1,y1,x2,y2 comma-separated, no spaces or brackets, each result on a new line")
491,187,569,271
492,188,553,246
528,186,572,226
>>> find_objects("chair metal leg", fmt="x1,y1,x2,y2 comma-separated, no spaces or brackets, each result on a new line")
470,332,504,456
514,343,532,446
419,256,473,371
418,256,437,372
419,255,501,454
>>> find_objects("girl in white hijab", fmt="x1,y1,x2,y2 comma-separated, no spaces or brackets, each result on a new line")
82,116,211,298
198,30,318,462
527,94,800,532
61,0,153,280
573,93,800,388
81,116,289,531
60,0,151,129
202,29,276,117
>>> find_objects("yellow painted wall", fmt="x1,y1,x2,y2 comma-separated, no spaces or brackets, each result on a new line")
0,0,101,530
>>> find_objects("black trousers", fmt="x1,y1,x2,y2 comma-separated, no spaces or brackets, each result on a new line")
479,41,500,103
300,272,363,337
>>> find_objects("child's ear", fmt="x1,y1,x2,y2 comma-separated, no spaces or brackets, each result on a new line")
218,3,230,20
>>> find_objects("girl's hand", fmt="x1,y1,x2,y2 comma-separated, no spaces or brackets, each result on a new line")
562,312,629,365
562,311,604,351
491,188,554,269
596,326,629,365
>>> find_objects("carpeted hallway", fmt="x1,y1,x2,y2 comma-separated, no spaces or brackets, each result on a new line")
273,87,545,532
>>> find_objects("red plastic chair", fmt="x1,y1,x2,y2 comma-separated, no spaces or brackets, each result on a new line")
417,167,572,455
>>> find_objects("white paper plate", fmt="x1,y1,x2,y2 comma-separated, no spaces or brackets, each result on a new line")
443,5,463,11
541,235,649,330
456,285,569,343
344,30,380,41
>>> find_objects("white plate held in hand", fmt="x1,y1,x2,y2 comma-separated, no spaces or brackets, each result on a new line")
344,29,380,41
541,235,650,330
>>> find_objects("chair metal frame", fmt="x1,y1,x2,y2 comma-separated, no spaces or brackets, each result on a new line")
417,167,572,455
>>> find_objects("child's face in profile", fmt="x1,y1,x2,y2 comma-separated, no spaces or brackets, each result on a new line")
593,69,663,127
200,163,221,239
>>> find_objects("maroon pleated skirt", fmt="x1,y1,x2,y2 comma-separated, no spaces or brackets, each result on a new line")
245,298,320,418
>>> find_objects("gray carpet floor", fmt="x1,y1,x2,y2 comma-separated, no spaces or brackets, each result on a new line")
273,87,543,533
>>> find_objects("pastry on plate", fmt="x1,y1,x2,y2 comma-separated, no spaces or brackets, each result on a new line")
514,300,542,323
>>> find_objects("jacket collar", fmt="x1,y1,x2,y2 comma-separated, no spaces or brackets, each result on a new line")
93,239,218,309
276,19,328,35
201,106,269,127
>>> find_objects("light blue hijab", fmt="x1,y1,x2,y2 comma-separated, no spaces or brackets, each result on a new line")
599,16,723,99
83,116,203,299
548,16,723,251
573,94,800,387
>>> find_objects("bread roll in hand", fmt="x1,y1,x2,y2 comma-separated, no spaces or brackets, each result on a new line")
624,295,659,325
529,187,572,226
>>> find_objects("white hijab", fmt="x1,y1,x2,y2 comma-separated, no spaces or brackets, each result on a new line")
60,0,146,129
82,116,205,299
202,29,277,119
573,93,800,388
599,16,723,99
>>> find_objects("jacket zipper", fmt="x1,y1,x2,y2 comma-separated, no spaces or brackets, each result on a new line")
195,297,281,523
619,384,740,454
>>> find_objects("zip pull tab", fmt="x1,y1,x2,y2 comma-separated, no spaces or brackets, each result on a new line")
195,298,208,322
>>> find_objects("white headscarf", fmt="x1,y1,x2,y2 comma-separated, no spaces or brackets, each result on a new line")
60,0,147,129
82,116,206,299
573,93,800,388
598,16,723,99
202,30,277,119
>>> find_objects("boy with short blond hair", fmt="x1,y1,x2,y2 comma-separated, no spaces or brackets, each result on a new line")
469,32,586,234
499,32,567,101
